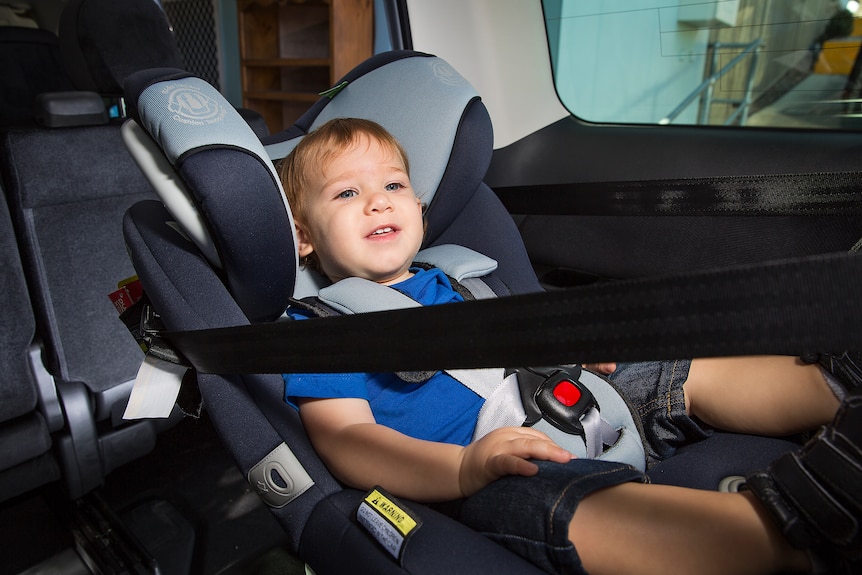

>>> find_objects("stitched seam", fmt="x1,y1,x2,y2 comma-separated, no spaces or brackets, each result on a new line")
667,360,678,417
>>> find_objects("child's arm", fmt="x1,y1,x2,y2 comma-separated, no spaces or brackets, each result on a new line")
298,397,573,502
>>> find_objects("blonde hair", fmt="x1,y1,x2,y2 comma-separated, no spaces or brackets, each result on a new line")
280,118,411,224
278,118,412,272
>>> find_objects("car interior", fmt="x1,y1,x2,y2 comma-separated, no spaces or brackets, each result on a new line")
1,1,860,574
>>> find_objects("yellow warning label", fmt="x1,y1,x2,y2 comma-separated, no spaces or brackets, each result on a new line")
364,488,417,537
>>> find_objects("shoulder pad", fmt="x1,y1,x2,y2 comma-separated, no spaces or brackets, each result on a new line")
414,245,497,282
317,277,420,315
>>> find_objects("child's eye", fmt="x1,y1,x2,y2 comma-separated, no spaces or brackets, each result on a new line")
337,189,357,199
385,182,404,192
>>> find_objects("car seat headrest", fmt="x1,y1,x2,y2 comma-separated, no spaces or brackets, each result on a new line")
263,51,493,245
60,0,184,95
123,68,297,323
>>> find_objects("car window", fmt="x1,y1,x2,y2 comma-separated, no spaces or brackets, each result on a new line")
543,0,862,129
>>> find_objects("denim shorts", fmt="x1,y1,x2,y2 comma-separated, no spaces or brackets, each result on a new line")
454,459,646,575
446,360,710,574
607,359,713,467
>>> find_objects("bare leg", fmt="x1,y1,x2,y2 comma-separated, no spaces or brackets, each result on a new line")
570,482,810,575
684,356,839,435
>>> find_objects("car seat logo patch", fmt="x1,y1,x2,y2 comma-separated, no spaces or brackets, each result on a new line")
431,59,465,87
164,84,226,126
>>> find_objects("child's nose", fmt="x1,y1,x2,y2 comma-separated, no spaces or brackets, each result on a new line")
366,192,393,213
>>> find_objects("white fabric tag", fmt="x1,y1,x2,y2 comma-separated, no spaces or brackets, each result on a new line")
122,354,186,419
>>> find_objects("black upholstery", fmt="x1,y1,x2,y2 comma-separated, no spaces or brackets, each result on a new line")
0,0,192,502
59,0,184,95
0,27,74,127
0,184,61,502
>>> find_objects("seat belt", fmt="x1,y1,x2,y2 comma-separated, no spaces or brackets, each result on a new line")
158,249,862,375
493,171,862,216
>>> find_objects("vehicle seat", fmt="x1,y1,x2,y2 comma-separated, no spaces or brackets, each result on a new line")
0,184,63,503
0,26,74,127
60,0,269,137
59,0,182,95
0,0,197,500
120,52,797,573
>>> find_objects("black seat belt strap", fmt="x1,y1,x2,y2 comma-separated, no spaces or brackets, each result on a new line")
495,171,862,216
161,251,862,376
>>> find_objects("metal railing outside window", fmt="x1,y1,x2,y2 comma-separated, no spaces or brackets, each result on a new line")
661,38,762,126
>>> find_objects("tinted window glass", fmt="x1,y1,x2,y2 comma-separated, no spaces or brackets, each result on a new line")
544,0,862,129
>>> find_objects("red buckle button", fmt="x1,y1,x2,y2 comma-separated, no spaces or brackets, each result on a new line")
553,380,582,407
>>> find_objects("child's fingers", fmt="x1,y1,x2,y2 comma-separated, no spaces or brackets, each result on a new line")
582,362,617,374
500,429,574,464
490,453,540,478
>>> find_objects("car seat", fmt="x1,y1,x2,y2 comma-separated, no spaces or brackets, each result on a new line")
120,51,800,573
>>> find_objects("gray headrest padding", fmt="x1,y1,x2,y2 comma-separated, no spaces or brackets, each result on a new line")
265,57,479,206
135,76,273,168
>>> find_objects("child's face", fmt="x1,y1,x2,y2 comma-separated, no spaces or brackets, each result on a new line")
295,134,424,285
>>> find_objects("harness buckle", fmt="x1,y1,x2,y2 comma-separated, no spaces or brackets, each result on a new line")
516,366,598,436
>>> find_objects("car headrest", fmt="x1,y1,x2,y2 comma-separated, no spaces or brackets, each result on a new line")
59,0,184,95
263,50,493,246
123,68,297,323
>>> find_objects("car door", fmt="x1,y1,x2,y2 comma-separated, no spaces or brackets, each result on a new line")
398,0,862,289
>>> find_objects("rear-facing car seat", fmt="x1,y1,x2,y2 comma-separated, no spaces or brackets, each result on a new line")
119,51,802,573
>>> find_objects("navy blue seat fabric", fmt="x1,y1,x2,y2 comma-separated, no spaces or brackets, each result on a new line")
120,51,797,573
59,0,184,97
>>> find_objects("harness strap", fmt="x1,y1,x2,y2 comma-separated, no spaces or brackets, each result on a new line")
532,410,615,460
471,372,525,441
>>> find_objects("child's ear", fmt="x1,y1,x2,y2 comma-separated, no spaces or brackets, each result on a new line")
294,221,315,258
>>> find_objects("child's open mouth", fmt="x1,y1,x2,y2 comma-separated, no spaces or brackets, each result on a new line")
369,226,396,238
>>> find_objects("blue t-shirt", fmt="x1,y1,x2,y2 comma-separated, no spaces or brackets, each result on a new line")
283,268,484,446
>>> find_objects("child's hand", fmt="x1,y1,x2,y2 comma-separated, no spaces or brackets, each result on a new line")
583,362,617,375
458,427,573,497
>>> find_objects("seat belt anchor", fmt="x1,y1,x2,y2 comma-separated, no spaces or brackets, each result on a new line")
118,295,189,366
